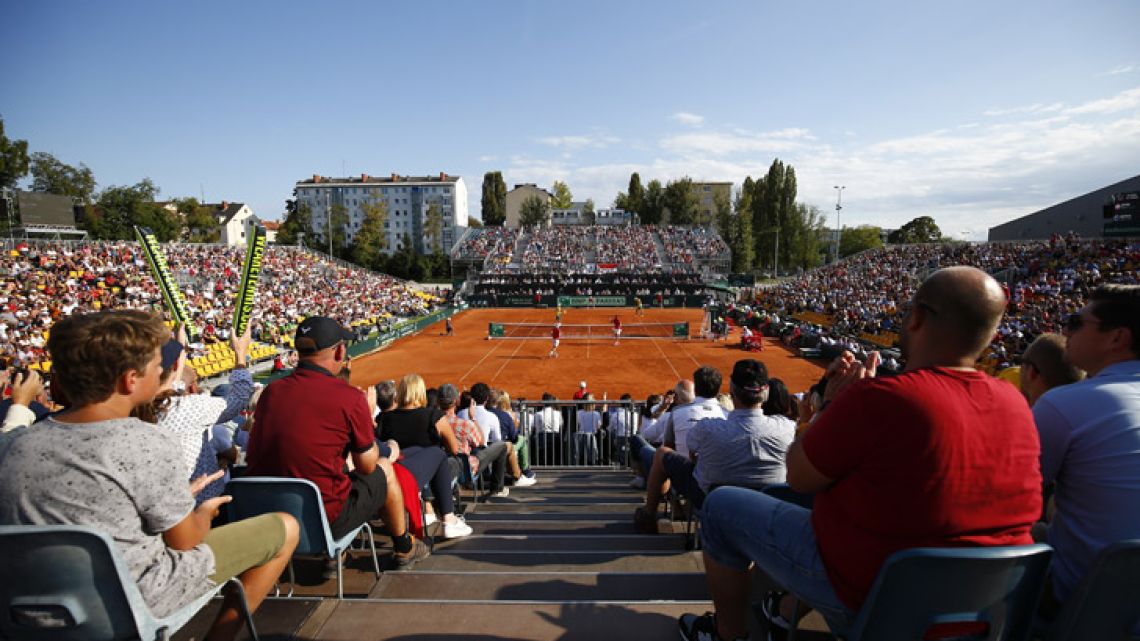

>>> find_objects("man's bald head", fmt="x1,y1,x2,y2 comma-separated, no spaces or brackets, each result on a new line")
914,266,1007,358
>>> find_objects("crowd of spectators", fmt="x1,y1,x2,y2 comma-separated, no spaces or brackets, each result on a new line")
745,236,1140,370
0,241,445,371
595,226,661,271
450,227,518,261
657,225,730,268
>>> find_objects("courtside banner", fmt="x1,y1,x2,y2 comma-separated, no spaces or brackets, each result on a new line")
134,226,198,341
232,224,267,337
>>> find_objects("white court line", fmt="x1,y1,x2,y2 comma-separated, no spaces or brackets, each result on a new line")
458,318,519,385
675,336,702,369
649,337,682,381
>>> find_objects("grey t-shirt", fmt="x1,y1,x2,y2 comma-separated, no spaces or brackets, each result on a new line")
688,409,796,493
0,417,215,617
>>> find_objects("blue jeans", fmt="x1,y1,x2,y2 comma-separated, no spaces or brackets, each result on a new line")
701,486,855,633
632,435,655,475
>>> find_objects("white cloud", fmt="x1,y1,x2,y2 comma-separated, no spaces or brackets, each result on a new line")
494,87,1140,240
1098,64,1136,77
983,102,1064,117
671,112,705,126
534,134,621,150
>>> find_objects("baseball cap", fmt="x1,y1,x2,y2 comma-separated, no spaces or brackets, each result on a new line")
730,359,769,392
295,316,353,355
160,339,184,371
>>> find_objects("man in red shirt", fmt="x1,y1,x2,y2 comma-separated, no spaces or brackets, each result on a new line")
548,324,561,359
247,316,430,568
680,266,1043,641
612,315,622,346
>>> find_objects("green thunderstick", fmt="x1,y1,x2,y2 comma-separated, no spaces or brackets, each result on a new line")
134,225,199,342
233,224,267,337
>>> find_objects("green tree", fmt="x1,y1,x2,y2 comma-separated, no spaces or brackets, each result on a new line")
551,180,573,209
519,194,550,227
0,119,30,190
583,198,596,225
787,203,826,270
641,179,665,224
663,177,698,225
467,215,483,228
888,215,943,244
480,171,507,226
714,190,733,236
626,172,644,216
424,202,444,253
317,202,350,258
93,179,173,240
729,189,754,272
276,198,309,245
29,152,97,203
840,225,884,257
352,196,389,268
749,159,798,270
175,197,220,243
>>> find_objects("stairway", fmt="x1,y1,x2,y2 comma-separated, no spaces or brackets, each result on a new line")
344,467,709,640
651,230,670,268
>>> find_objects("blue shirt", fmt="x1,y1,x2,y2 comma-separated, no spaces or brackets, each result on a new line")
1033,359,1140,602
490,408,517,442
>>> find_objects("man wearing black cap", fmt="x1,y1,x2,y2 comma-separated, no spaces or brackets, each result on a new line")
247,316,430,568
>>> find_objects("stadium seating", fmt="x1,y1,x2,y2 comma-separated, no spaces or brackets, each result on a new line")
0,524,259,641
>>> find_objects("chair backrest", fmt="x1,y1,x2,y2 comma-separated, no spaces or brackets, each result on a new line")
1046,539,1140,641
224,477,334,557
0,525,153,641
848,544,1053,641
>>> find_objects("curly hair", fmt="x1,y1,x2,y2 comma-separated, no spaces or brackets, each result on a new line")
47,310,168,409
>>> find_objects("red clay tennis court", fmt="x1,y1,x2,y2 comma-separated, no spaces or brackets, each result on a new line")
349,307,825,398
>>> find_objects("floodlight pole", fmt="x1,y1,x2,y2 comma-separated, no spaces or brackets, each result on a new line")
833,185,845,262
327,191,333,258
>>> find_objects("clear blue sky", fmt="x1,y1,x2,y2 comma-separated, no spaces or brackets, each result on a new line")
4,0,1139,239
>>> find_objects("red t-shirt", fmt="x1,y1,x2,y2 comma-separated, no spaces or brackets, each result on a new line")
803,367,1041,611
552,327,560,340
613,319,621,330
246,363,376,522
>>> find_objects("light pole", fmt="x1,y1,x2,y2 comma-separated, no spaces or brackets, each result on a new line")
326,191,333,258
833,185,845,262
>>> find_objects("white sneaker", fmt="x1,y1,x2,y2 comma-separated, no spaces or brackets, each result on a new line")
424,512,438,526
443,517,473,539
514,475,537,487
492,487,510,498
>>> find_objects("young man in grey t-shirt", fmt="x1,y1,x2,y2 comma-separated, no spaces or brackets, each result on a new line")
0,310,299,641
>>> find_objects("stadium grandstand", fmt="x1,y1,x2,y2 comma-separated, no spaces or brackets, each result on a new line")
1,231,1138,641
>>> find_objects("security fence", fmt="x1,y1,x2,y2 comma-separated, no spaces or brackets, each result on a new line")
517,399,641,468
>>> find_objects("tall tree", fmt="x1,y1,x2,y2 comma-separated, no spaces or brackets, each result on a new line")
663,177,698,225
729,189,754,272
94,179,174,240
840,225,884,257
480,171,507,226
888,215,943,244
518,194,550,227
0,119,30,190
29,152,97,203
583,198,596,225
467,215,483,228
175,197,220,243
317,202,350,258
352,196,389,269
626,172,644,216
424,202,444,253
276,198,309,245
787,203,825,270
551,180,573,209
642,179,665,224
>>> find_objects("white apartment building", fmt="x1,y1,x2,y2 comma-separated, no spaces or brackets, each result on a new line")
294,172,468,254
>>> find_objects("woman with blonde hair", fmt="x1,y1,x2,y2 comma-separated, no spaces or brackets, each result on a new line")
378,373,471,538
489,389,536,484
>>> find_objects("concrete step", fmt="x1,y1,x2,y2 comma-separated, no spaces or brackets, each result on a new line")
466,519,644,535
412,550,705,573
471,502,641,514
370,571,709,602
432,534,684,553
312,601,712,640
485,493,642,505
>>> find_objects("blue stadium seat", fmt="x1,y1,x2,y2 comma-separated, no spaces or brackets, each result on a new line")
1042,539,1140,641
223,477,380,599
0,524,257,641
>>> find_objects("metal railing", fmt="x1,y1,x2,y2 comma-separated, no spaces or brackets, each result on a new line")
517,400,640,468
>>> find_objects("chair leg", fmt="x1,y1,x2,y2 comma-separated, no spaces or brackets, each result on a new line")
362,523,381,576
336,551,345,600
227,578,260,641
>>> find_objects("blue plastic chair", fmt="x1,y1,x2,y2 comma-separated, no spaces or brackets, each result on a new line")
454,453,483,505
224,477,380,599
838,544,1053,641
0,524,257,641
1044,539,1140,641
